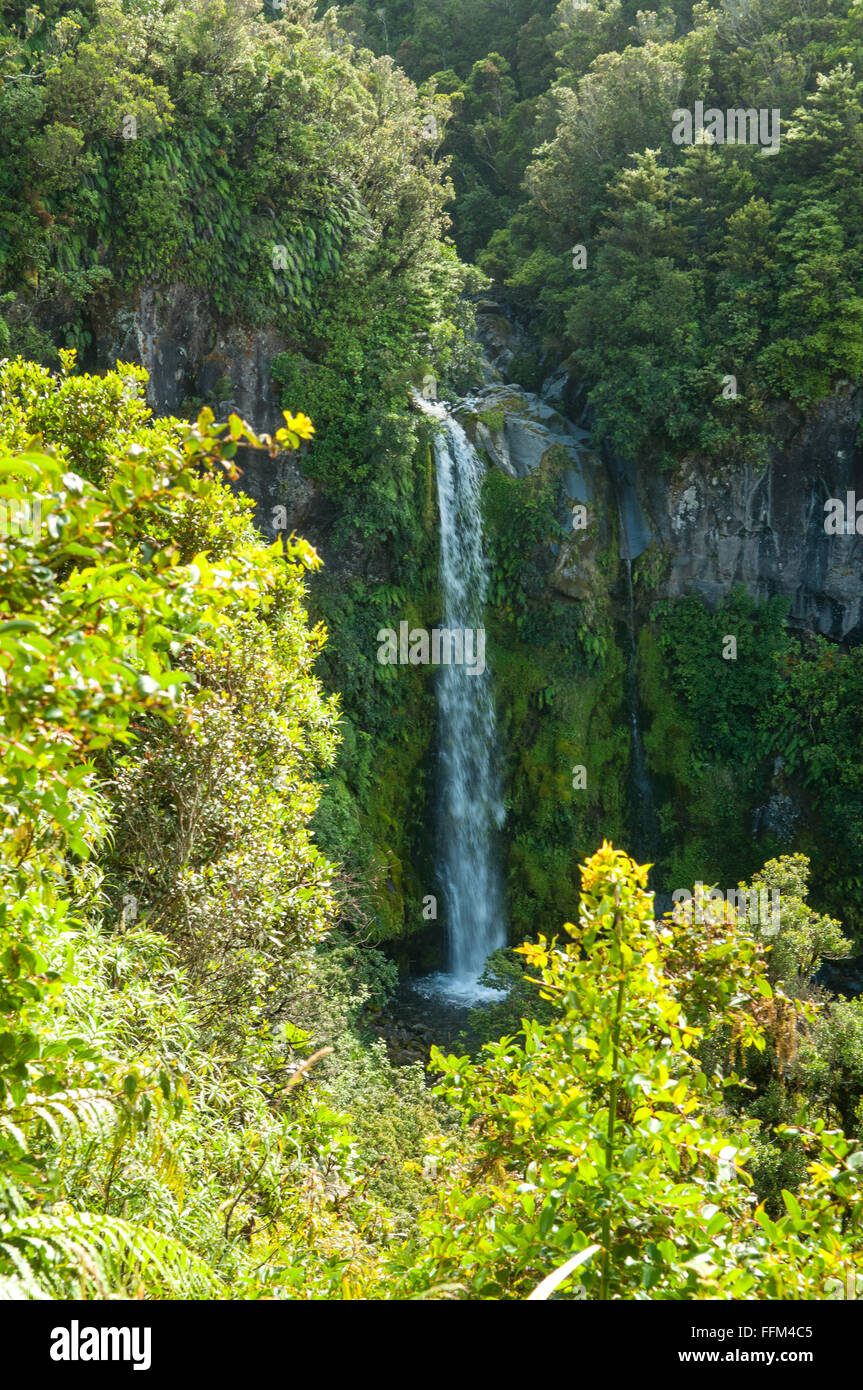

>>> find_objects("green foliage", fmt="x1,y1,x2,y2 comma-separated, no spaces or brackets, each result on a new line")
0,0,483,955
324,1038,451,1235
3,352,862,1298
476,449,630,938
299,557,438,941
465,948,557,1048
0,354,391,1298
3,0,863,1308
473,444,634,940
338,2,560,258
653,588,793,771
748,855,851,994
435,0,863,461
0,0,471,379
396,843,863,1299
648,591,863,931
482,455,565,636
697,855,850,1208
798,999,863,1136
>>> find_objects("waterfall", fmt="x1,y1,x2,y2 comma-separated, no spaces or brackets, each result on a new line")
417,398,506,1000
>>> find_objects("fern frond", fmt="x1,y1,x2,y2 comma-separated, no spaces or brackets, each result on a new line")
0,1272,51,1300
3,1088,117,1144
0,1211,225,1300
36,1093,114,1140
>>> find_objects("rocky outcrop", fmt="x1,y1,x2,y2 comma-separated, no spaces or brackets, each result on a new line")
452,382,619,610
98,284,286,432
472,300,863,641
454,383,590,481
97,286,863,642
478,337,863,641
95,283,340,547
473,299,529,382
643,382,863,640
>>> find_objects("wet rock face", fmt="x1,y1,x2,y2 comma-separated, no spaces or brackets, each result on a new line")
611,452,654,562
452,382,618,609
99,284,286,433
96,284,341,548
644,383,863,640
454,383,592,481
752,793,801,843
487,357,863,641
473,299,528,381
472,303,863,640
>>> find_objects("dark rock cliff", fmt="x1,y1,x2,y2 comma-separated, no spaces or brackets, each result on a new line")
644,383,863,641
95,285,863,642
97,284,337,555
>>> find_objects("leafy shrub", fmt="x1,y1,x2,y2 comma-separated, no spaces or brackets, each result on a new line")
0,354,385,1298
396,844,863,1300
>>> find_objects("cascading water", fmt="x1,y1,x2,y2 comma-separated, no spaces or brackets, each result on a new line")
416,397,507,1001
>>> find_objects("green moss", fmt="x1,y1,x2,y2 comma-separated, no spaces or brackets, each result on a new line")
363,704,433,938
421,439,436,536
632,542,671,599
639,620,757,888
299,417,441,943
478,406,505,432
483,482,628,938
639,624,695,792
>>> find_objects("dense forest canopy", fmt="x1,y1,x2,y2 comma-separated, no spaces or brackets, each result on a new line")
340,0,863,461
0,0,862,1311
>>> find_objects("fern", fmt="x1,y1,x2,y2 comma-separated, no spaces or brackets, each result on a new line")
0,1212,224,1300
